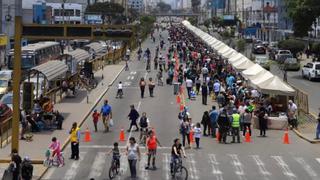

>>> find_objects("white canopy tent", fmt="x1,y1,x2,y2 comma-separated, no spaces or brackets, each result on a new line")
249,70,274,86
218,47,234,56
222,49,238,59
228,53,245,64
242,64,266,79
232,58,254,70
257,76,295,96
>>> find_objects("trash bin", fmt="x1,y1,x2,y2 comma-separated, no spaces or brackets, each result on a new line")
173,82,180,95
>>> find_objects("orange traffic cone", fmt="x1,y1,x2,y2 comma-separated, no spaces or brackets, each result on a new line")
283,128,290,144
176,95,181,104
216,130,220,142
84,128,91,142
119,128,125,142
245,127,251,143
179,104,184,111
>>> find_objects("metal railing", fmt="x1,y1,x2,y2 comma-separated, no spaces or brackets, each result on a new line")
0,117,13,148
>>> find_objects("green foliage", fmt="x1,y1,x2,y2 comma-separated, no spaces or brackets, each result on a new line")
157,2,172,13
311,43,320,59
139,15,156,38
203,19,211,29
188,17,198,26
191,0,201,13
237,39,246,52
278,39,305,57
221,31,231,39
86,2,124,16
285,0,320,37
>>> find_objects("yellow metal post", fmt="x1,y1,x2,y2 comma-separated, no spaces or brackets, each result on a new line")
11,16,22,152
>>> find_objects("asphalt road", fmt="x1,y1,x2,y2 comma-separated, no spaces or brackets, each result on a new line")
42,30,320,180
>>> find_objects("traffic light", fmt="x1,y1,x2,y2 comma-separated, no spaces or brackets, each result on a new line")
22,82,34,111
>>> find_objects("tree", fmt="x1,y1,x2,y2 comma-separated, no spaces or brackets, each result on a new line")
156,2,171,13
236,39,246,52
86,2,125,24
278,39,305,58
188,17,198,26
203,19,211,31
191,0,201,13
285,0,320,37
311,43,320,60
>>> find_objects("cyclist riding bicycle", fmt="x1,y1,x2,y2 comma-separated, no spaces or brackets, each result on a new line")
170,138,186,174
126,48,131,61
48,137,64,167
116,81,123,98
139,112,150,143
137,48,142,61
107,142,121,169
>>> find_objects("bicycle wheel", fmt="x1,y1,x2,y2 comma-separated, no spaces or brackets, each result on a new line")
43,159,51,167
109,166,116,179
174,166,188,180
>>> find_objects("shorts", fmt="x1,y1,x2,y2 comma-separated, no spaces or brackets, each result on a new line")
148,149,157,157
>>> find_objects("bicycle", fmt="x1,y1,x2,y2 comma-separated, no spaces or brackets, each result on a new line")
171,157,188,180
43,149,65,167
116,89,123,99
108,156,121,179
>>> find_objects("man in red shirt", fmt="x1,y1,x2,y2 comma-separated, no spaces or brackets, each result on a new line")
145,130,161,170
92,110,100,132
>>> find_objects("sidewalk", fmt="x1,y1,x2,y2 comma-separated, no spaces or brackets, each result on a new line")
0,63,125,178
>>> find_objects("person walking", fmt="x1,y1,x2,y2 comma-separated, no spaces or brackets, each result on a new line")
201,82,208,105
258,105,267,137
288,100,298,129
127,105,140,132
213,80,221,97
100,100,112,133
195,77,201,95
10,149,22,180
315,112,320,139
20,110,27,140
148,78,155,97
21,157,33,180
231,109,241,143
241,109,252,136
69,122,80,160
180,117,191,148
217,109,230,144
209,106,219,138
145,130,161,170
201,111,210,136
139,78,146,98
92,110,100,132
194,123,202,149
126,137,141,179
185,78,193,99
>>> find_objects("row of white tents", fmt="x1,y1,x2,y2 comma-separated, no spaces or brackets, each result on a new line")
182,21,295,96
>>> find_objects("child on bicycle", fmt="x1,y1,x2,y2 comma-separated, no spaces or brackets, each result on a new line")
48,137,64,167
107,142,121,168
116,81,123,98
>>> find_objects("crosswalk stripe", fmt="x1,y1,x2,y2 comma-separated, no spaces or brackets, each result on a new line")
251,155,271,179
316,158,320,164
186,153,199,179
64,152,86,180
271,156,296,179
88,152,107,179
229,154,247,180
208,154,223,180
139,155,150,180
162,153,171,180
294,157,317,178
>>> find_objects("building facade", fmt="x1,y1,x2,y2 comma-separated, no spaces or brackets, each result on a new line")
47,3,83,24
128,0,144,12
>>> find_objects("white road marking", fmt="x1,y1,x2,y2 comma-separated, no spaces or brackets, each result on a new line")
271,156,296,179
163,153,171,180
130,71,137,75
123,82,131,87
208,154,223,180
251,155,271,179
88,152,106,179
316,158,320,164
294,157,317,178
229,154,247,180
120,154,128,174
139,154,149,180
64,152,86,180
130,76,134,80
137,101,141,111
144,72,148,80
127,76,130,80
186,153,199,179
80,145,171,150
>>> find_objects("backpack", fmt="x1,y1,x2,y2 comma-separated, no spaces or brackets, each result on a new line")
21,161,33,178
139,117,148,128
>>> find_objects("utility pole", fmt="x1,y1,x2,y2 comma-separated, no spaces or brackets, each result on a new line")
12,0,22,153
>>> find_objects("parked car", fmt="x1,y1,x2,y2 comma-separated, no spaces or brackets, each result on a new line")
0,70,13,98
252,45,266,54
269,47,278,60
283,58,301,71
0,92,13,110
275,50,292,62
254,55,270,70
302,62,320,81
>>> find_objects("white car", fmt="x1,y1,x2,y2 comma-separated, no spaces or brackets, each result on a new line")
302,62,320,81
275,50,292,62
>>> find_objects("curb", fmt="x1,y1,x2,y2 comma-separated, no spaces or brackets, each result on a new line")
37,65,125,180
292,129,320,144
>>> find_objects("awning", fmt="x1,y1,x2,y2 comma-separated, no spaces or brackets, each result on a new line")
242,64,266,79
229,53,247,64
222,49,237,59
84,42,105,54
31,60,68,81
257,76,295,96
232,58,254,70
64,49,90,63
249,70,274,86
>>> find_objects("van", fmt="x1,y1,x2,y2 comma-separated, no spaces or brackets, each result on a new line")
0,70,13,98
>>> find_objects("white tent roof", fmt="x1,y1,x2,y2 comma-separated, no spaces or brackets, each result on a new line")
215,44,228,51
242,64,266,79
249,70,274,85
218,46,233,55
257,76,295,95
222,49,237,59
228,53,244,63
232,58,254,70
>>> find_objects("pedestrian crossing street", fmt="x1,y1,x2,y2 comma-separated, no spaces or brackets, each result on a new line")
41,149,320,180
